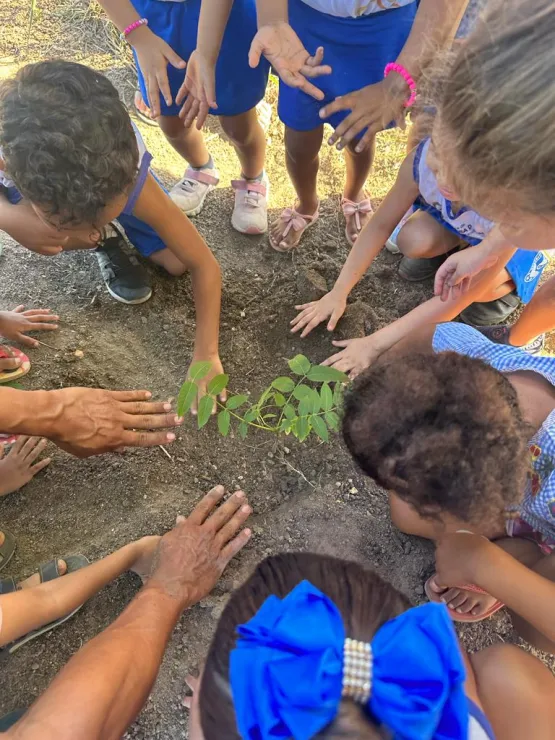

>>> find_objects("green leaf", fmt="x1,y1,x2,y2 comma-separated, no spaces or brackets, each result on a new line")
177,381,197,417
325,411,341,432
217,409,231,436
207,373,229,396
292,384,311,401
307,365,349,383
283,403,296,420
297,415,310,441
308,388,321,414
188,361,213,382
272,376,295,393
238,421,249,439
310,414,329,442
244,408,258,423
288,354,311,376
197,395,214,429
320,383,333,412
263,413,277,420
298,396,311,419
274,392,286,407
226,394,249,410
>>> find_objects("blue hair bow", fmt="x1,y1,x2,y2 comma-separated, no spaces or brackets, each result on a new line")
230,581,468,740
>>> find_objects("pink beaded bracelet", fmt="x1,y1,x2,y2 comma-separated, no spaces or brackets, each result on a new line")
121,18,148,41
384,62,417,108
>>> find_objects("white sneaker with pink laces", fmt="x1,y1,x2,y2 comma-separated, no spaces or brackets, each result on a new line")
231,173,269,235
170,166,220,217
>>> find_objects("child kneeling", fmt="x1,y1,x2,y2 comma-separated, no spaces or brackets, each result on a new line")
343,322,555,653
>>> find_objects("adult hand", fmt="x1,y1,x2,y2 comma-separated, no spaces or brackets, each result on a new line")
149,485,252,606
249,23,331,101
434,247,497,302
187,354,227,416
290,291,347,338
0,306,59,348
435,531,492,590
176,50,216,130
319,75,409,152
0,200,67,255
321,335,384,378
47,388,182,457
132,27,187,117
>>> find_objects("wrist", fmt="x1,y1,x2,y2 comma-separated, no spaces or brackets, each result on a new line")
144,574,194,612
4,389,62,437
127,24,154,49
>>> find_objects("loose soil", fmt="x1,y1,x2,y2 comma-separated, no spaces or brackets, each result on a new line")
1,3,554,737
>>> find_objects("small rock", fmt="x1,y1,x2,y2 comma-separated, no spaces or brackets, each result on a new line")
74,349,84,358
322,240,336,252
162,324,170,331
283,446,291,455
349,486,358,494
296,268,328,302
253,525,264,535
140,316,147,324
31,663,39,671
240,310,246,318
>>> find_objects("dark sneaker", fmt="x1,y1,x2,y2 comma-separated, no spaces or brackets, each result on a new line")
95,224,152,305
459,291,520,326
398,254,449,282
475,324,545,355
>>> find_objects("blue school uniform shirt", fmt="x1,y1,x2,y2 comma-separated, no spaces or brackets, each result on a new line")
300,0,415,17
413,138,547,303
433,322,555,541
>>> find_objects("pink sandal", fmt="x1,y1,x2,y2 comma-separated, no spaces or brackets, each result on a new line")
0,346,30,384
269,205,319,253
424,575,504,623
342,197,373,247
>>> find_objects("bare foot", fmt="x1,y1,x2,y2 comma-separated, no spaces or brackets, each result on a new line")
19,559,67,589
343,192,372,245
0,437,51,496
269,202,319,252
130,535,162,583
428,575,499,618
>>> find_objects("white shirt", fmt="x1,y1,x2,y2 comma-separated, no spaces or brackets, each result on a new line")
300,0,416,18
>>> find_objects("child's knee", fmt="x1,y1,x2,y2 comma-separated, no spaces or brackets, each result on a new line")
149,249,187,276
219,112,257,148
397,220,438,258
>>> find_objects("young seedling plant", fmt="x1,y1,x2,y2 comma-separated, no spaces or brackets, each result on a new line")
177,355,348,442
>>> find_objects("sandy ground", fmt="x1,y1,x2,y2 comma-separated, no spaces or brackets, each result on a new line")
1,2,553,737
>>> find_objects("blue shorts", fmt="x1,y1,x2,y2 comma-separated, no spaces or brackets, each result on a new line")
279,0,417,132
131,0,269,118
505,250,548,304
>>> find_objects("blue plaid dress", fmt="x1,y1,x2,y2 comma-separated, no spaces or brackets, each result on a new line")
433,322,555,551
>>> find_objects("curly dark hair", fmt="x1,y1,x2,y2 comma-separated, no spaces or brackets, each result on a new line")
0,60,139,226
342,352,529,527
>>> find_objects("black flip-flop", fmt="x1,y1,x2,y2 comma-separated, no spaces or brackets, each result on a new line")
0,530,16,574
0,554,89,656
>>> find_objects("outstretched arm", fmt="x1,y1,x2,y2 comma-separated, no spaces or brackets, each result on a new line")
6,486,252,740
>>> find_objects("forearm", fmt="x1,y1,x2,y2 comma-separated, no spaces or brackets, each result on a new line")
8,584,185,740
96,0,155,50
0,543,141,647
197,0,233,63
255,0,288,26
368,261,510,355
190,256,222,358
0,388,61,438
396,0,468,79
333,223,392,298
474,546,555,644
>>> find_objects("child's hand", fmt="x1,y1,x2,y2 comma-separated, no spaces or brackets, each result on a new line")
434,246,498,302
132,28,187,117
435,531,493,590
0,306,59,347
321,335,383,378
176,50,216,130
0,436,51,497
188,355,227,416
1,200,66,255
320,77,408,153
249,23,331,100
290,291,347,338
